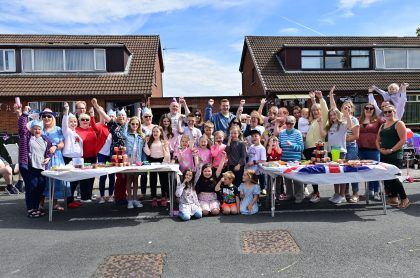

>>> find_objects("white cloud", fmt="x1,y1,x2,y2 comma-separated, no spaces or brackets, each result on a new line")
279,27,300,34
320,0,381,25
338,0,380,10
163,52,241,97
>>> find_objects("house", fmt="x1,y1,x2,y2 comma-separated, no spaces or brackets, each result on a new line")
240,36,420,127
0,34,164,133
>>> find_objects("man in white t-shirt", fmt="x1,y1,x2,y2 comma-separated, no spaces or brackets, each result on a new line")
246,129,267,194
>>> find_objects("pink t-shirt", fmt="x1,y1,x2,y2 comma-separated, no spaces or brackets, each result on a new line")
174,147,195,173
197,148,212,165
210,143,227,168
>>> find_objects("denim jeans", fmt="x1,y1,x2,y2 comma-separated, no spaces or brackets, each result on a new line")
179,210,202,221
358,149,380,192
346,143,359,193
97,153,115,197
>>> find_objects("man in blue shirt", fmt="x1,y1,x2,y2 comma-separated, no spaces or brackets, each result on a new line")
204,98,236,134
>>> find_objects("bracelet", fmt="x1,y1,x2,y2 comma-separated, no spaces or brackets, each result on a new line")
390,148,393,153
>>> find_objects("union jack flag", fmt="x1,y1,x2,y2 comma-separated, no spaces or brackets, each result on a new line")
283,164,375,174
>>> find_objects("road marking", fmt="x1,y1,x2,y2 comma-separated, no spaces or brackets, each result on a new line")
69,215,169,221
259,208,375,213
278,261,298,272
409,248,420,252
387,237,413,244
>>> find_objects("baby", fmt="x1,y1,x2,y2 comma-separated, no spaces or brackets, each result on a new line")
369,83,408,120
298,108,310,139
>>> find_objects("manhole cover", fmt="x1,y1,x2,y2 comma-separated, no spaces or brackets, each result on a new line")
92,253,165,278
241,230,300,254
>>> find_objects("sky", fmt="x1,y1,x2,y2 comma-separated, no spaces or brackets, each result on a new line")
0,0,419,97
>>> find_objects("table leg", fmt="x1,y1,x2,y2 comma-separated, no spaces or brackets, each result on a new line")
380,180,387,215
365,181,370,205
48,178,55,222
63,181,67,211
169,172,174,217
271,176,276,217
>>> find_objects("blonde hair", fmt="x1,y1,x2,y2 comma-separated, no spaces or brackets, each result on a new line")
388,83,399,92
250,110,263,125
325,108,343,132
214,130,225,139
359,103,378,123
128,117,145,137
244,169,258,184
198,134,211,149
341,100,355,114
204,120,214,129
301,108,309,119
229,125,243,140
222,171,235,181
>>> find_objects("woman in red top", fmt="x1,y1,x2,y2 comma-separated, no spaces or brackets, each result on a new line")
357,103,384,200
76,111,98,201
266,135,285,200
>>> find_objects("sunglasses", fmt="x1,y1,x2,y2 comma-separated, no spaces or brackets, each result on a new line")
130,122,140,126
364,107,375,111
80,118,90,122
143,115,151,118
195,114,201,116
42,115,52,119
285,122,294,125
383,110,394,114
232,122,240,125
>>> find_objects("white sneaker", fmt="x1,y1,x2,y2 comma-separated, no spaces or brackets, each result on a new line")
127,200,134,209
332,195,346,204
81,199,92,203
369,190,374,198
107,196,114,203
310,192,320,203
328,194,339,202
303,187,310,198
98,197,105,204
373,192,381,201
91,194,97,201
133,200,143,208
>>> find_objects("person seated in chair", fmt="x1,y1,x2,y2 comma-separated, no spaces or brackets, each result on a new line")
0,156,23,194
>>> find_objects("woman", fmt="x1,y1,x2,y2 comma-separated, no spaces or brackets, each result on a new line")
193,109,204,132
329,89,360,202
304,91,328,203
76,111,98,202
140,107,154,199
41,108,69,211
279,116,304,203
243,111,265,146
358,103,383,201
375,105,410,209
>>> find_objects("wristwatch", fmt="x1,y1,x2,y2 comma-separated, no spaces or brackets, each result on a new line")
390,148,394,153
253,160,257,165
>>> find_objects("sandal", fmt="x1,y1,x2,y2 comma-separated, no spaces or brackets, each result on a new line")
397,199,410,209
386,198,399,206
27,209,41,218
348,195,359,203
53,205,65,211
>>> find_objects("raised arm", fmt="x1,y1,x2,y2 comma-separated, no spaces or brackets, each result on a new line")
396,83,408,119
328,86,337,110
368,87,382,117
179,97,190,115
236,99,245,119
204,99,214,122
257,98,266,116
91,98,111,122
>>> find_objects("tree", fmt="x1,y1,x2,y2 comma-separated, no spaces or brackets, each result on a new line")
417,27,420,36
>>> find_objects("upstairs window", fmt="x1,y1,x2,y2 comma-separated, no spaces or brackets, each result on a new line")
301,49,370,70
0,49,16,72
21,48,106,72
375,49,420,69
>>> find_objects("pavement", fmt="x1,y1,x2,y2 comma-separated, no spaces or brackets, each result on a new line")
1,170,420,277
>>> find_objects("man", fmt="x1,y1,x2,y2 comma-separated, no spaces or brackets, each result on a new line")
75,101,87,117
167,97,190,135
292,106,302,129
204,99,235,134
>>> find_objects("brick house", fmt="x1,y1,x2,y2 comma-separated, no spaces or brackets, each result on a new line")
240,36,420,128
0,34,164,133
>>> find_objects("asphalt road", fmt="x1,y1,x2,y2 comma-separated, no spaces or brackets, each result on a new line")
1,176,420,278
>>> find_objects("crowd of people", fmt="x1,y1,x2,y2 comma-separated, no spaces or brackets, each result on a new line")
8,82,411,219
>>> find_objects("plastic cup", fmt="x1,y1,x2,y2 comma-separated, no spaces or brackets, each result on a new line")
331,149,340,162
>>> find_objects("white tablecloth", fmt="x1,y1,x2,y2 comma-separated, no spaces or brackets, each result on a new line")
261,163,401,184
42,164,181,182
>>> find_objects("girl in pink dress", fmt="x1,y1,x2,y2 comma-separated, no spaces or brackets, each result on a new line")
194,135,212,165
210,131,227,170
174,134,195,173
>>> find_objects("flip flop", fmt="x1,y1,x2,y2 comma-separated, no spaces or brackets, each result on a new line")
27,209,41,218
53,205,65,212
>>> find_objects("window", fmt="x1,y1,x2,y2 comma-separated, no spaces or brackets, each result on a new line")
21,48,106,72
251,67,256,83
0,49,16,72
375,48,420,69
301,49,369,70
402,94,420,125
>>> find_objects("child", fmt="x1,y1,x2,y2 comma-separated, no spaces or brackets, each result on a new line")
194,135,212,165
175,168,202,221
239,169,260,215
203,121,215,145
194,154,226,216
298,108,310,139
16,105,52,218
225,126,246,187
178,113,202,147
143,125,171,207
210,131,227,170
173,134,195,173
122,117,145,209
370,83,408,120
266,135,286,200
321,107,353,204
246,129,267,194
215,171,240,215
159,114,179,158
61,102,83,208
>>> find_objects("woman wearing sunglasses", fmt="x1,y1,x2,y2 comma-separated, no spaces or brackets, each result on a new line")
75,109,98,202
376,105,410,209
357,103,384,201
40,108,70,211
193,109,204,132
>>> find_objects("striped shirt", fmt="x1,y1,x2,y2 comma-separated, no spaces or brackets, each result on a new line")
279,129,304,162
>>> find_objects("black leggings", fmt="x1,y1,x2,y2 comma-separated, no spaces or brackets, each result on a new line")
380,155,407,200
304,147,318,193
64,156,96,202
64,157,80,203
148,157,169,198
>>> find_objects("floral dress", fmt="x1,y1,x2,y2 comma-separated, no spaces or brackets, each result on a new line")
238,183,260,215
43,126,71,199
